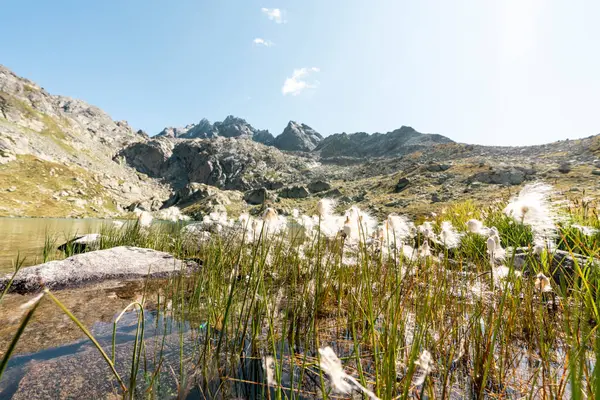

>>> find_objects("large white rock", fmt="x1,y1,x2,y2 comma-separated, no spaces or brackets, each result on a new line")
0,246,194,294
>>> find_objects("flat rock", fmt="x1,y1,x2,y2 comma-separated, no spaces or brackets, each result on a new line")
0,247,193,294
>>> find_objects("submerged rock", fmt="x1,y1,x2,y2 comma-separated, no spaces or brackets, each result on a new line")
8,329,198,400
57,233,101,254
0,247,196,294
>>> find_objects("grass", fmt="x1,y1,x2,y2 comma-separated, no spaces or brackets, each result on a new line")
0,195,599,399
0,155,117,217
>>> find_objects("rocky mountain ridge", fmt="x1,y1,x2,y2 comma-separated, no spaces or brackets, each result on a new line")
157,115,276,146
1,64,599,220
156,115,452,157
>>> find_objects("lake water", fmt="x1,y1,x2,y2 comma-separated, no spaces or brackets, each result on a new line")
0,217,120,273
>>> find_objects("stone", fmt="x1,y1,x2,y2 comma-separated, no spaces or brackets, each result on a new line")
66,198,87,207
558,163,571,174
265,181,284,190
320,188,343,198
431,193,444,203
592,170,600,176
425,163,451,172
162,182,219,209
6,186,16,192
279,185,310,199
252,129,276,146
244,187,269,205
510,248,598,283
8,329,197,400
385,199,409,208
0,247,197,294
395,177,410,192
353,191,367,202
57,233,101,254
468,167,533,185
307,180,331,193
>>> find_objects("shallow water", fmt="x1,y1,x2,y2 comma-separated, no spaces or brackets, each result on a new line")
0,217,121,273
0,281,280,399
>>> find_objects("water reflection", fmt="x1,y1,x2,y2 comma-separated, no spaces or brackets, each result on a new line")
0,217,122,272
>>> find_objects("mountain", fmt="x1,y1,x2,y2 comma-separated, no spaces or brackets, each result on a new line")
2,64,599,220
158,117,450,156
157,116,275,145
274,121,323,152
315,126,454,158
0,65,169,217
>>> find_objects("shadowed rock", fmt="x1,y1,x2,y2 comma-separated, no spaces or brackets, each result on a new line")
395,177,410,192
308,180,331,193
0,247,196,294
244,187,269,205
57,233,101,254
509,247,598,283
279,185,310,199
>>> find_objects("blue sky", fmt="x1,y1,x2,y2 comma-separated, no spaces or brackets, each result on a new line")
1,0,599,145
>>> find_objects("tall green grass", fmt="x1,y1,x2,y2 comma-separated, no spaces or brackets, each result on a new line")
0,198,599,399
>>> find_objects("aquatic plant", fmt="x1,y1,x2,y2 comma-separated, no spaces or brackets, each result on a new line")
0,184,599,398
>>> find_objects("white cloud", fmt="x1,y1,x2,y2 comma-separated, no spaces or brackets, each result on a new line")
261,7,285,24
253,38,274,47
282,67,320,96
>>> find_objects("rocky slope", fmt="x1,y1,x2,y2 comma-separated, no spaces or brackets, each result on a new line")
0,65,169,217
117,136,320,190
315,126,453,159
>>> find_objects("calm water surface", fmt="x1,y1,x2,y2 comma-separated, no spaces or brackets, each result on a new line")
0,217,120,273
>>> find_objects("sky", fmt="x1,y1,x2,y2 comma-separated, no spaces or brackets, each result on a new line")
1,0,599,146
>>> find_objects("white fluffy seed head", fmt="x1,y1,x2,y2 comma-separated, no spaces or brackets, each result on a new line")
318,347,353,394
504,183,558,246
263,356,275,386
440,221,462,249
486,236,496,254
262,207,278,222
413,350,434,386
466,219,483,233
317,198,336,217
137,211,153,228
535,273,552,292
